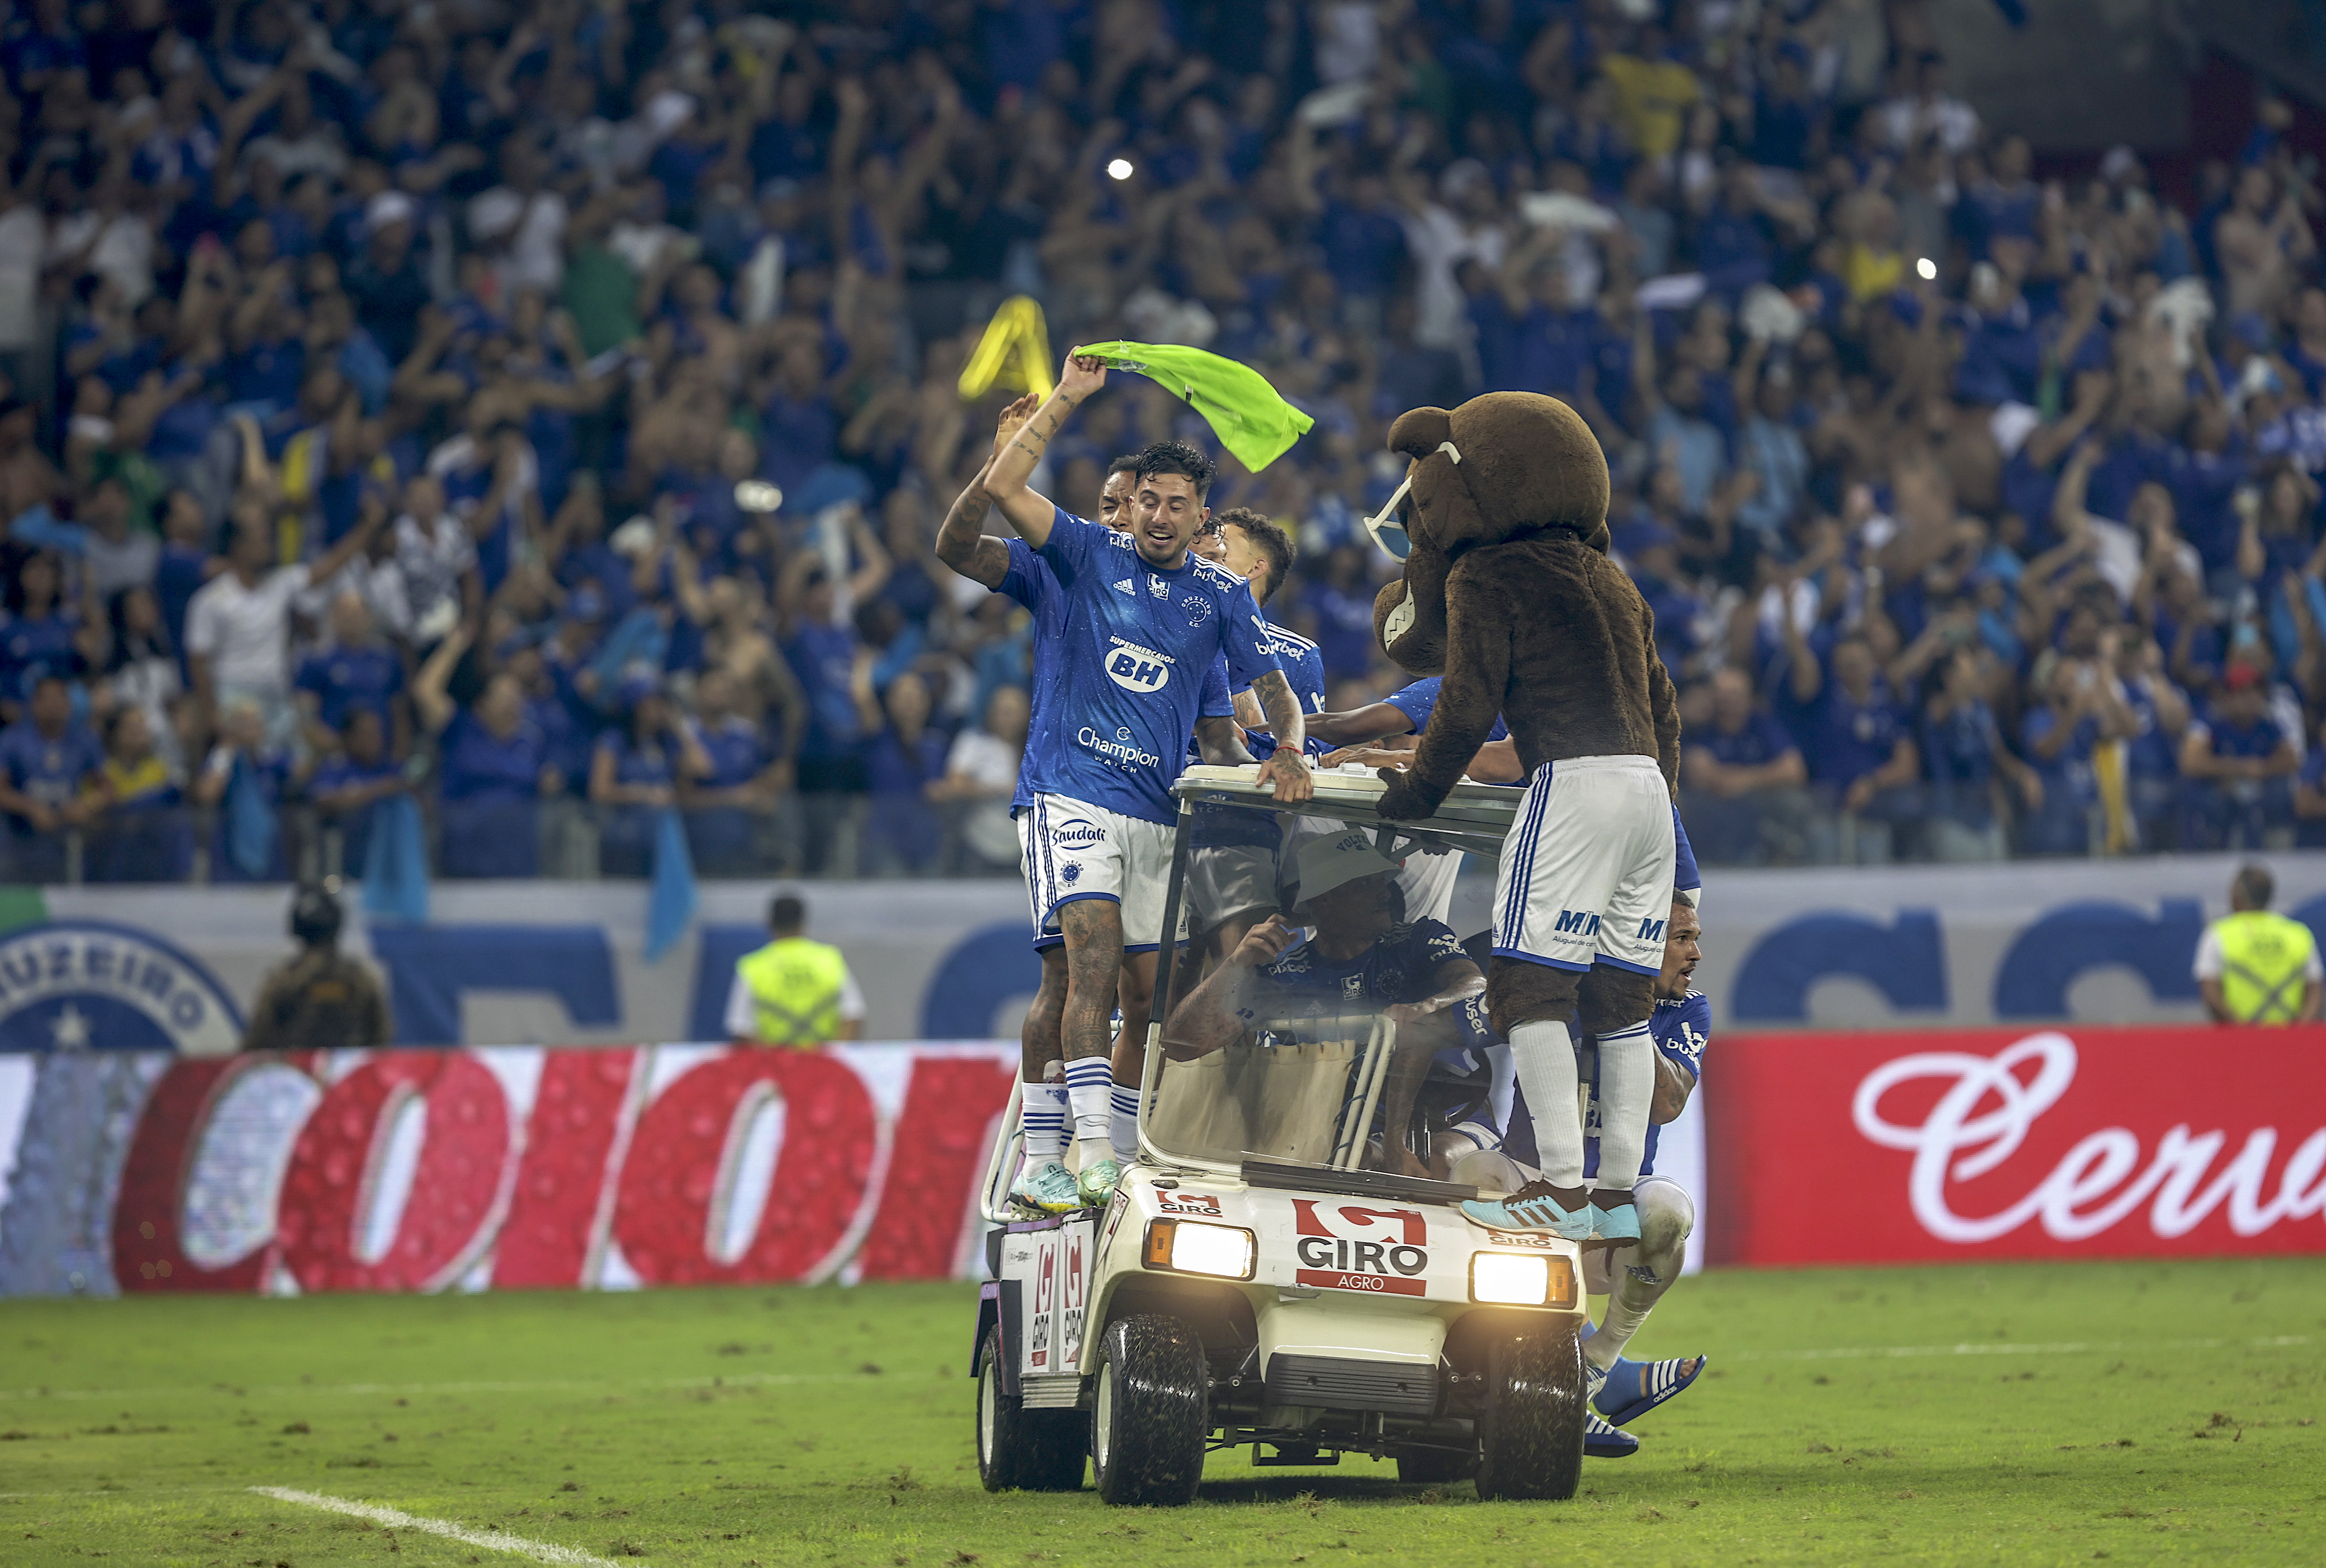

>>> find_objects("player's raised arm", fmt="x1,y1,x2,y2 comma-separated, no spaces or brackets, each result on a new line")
985,354,1108,546
935,394,1041,589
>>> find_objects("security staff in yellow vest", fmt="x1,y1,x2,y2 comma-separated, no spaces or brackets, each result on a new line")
724,894,867,1043
2194,864,2324,1025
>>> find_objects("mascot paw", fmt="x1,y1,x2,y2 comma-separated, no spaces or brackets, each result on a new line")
1375,771,1429,820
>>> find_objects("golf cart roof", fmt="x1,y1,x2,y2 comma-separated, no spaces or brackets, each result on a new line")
1174,764,1519,859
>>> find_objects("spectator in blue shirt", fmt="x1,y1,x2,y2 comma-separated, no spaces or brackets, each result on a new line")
1791,634,1922,863
2114,636,2194,850
589,684,710,878
295,589,407,754
1680,667,1810,865
309,708,407,876
0,673,101,881
1312,173,1407,335
2020,653,2136,856
680,667,786,872
417,625,558,878
863,670,949,878
2179,662,2300,850
1919,648,2037,861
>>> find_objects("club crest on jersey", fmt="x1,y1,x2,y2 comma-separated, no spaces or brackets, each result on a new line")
1180,593,1212,627
1105,640,1172,693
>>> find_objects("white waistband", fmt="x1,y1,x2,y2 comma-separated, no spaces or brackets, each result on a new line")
1542,754,1661,772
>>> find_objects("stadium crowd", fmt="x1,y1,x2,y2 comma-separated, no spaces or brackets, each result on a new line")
2,0,2325,885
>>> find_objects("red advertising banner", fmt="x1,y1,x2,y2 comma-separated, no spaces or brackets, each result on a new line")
1707,1025,2326,1267
91,1043,1017,1296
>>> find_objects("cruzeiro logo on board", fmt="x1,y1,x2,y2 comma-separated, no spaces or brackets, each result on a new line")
0,922,246,1053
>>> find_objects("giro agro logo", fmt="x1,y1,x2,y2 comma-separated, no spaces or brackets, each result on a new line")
1291,1201,1429,1296
1104,638,1173,693
1852,1032,2326,1249
0,921,244,1054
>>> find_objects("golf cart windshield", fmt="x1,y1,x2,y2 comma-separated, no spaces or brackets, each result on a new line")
1141,766,1519,1186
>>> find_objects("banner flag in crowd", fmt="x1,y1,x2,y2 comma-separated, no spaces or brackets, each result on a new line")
225,759,277,880
1070,341,1315,470
646,808,698,963
361,794,431,925
958,295,1053,401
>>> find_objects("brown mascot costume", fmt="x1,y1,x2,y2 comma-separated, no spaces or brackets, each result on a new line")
1368,392,1680,1245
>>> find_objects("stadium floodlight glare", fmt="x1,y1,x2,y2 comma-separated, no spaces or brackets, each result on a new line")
734,480,784,512
1142,1218,1256,1280
1107,157,1135,181
1470,1249,1579,1307
1916,257,1937,281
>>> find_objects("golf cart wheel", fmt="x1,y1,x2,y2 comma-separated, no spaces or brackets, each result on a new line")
1396,1444,1478,1485
1089,1316,1208,1506
975,1326,1088,1493
1474,1324,1585,1501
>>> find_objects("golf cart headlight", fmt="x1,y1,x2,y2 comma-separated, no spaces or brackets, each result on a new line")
1143,1218,1255,1280
1470,1250,1577,1307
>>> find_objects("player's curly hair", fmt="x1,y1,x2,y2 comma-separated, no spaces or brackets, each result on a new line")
1214,506,1294,605
1133,439,1215,503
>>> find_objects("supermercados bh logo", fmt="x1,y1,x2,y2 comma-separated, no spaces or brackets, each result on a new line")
0,922,245,1054
1104,637,1173,693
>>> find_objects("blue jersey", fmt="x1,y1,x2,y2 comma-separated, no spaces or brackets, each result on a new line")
1023,508,1275,823
1383,676,1512,745
1234,618,1332,759
1001,531,1233,817
1583,989,1708,1179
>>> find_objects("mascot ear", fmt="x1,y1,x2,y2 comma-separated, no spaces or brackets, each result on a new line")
1386,407,1454,458
1373,540,1450,677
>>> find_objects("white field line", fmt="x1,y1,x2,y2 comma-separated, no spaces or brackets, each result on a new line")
0,1366,932,1402
1733,1333,2311,1363
251,1486,626,1566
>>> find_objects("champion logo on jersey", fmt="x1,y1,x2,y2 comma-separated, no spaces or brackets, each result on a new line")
1112,578,1136,596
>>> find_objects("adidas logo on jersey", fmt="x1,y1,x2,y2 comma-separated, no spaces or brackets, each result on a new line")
1112,578,1136,596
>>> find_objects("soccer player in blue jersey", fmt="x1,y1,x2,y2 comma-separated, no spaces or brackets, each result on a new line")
937,399,1250,1210
985,354,1314,1203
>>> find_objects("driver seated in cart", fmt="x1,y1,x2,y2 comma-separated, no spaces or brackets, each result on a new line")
1159,831,1497,1180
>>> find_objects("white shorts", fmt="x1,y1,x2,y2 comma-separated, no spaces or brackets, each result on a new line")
1016,810,1066,950
1493,755,1675,978
1186,844,1280,938
1023,793,1184,952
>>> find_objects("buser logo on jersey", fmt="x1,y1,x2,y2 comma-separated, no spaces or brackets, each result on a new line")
1104,637,1174,693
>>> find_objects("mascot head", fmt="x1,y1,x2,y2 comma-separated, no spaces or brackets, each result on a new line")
1368,392,1611,675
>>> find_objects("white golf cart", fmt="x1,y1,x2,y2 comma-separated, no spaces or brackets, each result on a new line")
971,766,1589,1504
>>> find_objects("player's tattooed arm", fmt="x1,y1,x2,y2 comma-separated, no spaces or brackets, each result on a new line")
985,355,1108,545
1194,714,1254,766
1251,669,1314,802
1162,914,1295,1061
936,394,1041,587
1649,1053,1698,1124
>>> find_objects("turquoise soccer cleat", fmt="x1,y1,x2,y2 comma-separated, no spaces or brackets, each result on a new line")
1074,1156,1122,1209
1458,1179,1593,1240
1010,1160,1081,1215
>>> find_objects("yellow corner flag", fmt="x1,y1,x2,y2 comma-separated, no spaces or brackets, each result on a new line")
959,296,1053,401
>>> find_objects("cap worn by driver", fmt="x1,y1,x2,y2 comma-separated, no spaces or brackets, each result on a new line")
1288,831,1401,918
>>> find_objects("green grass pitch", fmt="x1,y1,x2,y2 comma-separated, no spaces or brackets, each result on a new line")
1,1257,2319,1567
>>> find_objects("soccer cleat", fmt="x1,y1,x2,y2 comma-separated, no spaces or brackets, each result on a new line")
1593,1354,1706,1427
1583,1411,1639,1458
1459,1179,1593,1240
1589,1194,1641,1242
1010,1160,1081,1215
1075,1156,1123,1208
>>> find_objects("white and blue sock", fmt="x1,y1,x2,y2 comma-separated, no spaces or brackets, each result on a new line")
1592,1020,1654,1193
1109,1083,1142,1163
1510,1019,1584,1191
1063,1056,1115,1166
1016,1069,1069,1184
